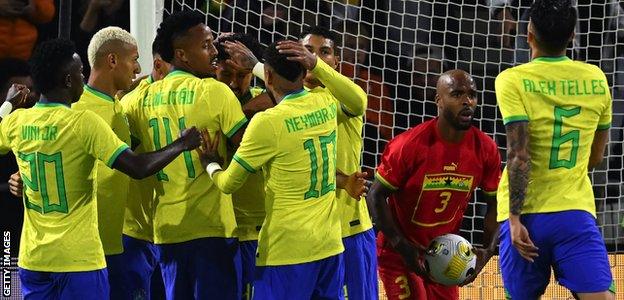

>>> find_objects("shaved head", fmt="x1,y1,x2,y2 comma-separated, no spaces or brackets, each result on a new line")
435,69,478,130
436,69,476,92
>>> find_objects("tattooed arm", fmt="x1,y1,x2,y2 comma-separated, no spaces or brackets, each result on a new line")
505,121,539,261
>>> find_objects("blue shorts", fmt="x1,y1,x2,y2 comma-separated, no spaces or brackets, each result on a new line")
343,229,378,300
19,268,109,300
500,210,613,299
253,253,345,300
240,240,258,300
157,237,242,300
105,235,163,300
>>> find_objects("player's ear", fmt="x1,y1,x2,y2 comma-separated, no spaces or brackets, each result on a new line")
108,53,118,69
174,48,187,63
434,93,442,106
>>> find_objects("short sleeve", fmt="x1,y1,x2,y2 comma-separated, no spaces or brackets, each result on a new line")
75,111,129,168
375,135,409,191
480,135,502,195
495,70,528,125
208,83,247,138
232,113,276,173
598,75,612,131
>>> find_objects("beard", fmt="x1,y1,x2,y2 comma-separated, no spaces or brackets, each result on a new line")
443,107,473,130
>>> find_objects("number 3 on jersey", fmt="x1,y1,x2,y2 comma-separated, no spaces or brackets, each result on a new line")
149,116,196,181
303,130,337,199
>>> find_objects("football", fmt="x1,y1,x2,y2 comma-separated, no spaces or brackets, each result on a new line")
424,234,477,286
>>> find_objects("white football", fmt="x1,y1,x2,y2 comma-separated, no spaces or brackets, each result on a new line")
424,233,477,286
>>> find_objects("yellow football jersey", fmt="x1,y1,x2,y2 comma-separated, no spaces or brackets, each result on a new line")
233,89,344,266
496,56,612,221
72,85,131,255
231,86,266,242
121,76,157,242
0,102,129,271
124,70,247,244
312,58,373,238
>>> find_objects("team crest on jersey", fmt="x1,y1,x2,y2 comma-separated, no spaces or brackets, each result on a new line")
422,173,474,192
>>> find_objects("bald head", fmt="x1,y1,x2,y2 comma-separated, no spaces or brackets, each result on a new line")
435,69,478,131
436,69,475,92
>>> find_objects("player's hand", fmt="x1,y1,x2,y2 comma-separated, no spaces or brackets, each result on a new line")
222,41,259,72
5,83,29,108
344,171,370,199
8,171,23,197
178,126,201,151
395,239,428,277
509,218,539,262
276,40,317,70
459,247,493,286
195,129,223,169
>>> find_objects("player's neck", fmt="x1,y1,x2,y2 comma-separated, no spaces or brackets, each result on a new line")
87,71,117,99
436,118,466,144
531,48,567,60
39,91,72,106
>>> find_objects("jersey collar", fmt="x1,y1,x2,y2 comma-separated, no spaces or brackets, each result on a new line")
34,101,70,108
84,84,115,102
281,89,308,101
165,69,195,79
532,56,570,63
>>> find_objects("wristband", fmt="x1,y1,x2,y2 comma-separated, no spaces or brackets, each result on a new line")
252,62,265,81
206,162,223,179
0,102,12,118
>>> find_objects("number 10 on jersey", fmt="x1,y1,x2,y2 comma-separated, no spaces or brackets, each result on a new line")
303,130,337,199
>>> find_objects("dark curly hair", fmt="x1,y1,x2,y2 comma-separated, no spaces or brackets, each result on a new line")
530,0,577,54
263,40,305,82
30,39,76,94
156,10,205,62
299,26,339,51
214,33,264,63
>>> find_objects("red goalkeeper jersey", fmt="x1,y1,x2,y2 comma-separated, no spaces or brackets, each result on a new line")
375,118,501,247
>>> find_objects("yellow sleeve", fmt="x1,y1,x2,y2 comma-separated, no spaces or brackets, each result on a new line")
311,57,367,117
0,114,12,154
231,113,276,172
495,70,528,125
212,161,251,194
598,75,612,131
208,83,248,138
120,90,142,145
75,111,129,168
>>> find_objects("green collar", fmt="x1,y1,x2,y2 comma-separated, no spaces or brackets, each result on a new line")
165,69,195,79
34,102,70,108
281,89,308,101
532,56,570,63
84,84,115,102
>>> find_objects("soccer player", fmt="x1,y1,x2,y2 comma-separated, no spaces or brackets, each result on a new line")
496,1,614,299
0,39,200,300
367,69,501,300
197,40,348,300
123,10,247,299
69,26,141,297
214,32,266,300
298,26,377,300
118,36,172,300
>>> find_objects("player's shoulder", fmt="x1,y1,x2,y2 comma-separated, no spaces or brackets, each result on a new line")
389,118,436,149
571,60,606,76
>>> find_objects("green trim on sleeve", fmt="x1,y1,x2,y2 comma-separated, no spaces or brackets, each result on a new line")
225,117,248,138
597,123,611,131
483,190,497,196
106,144,130,168
233,155,256,173
502,115,529,125
375,172,398,191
